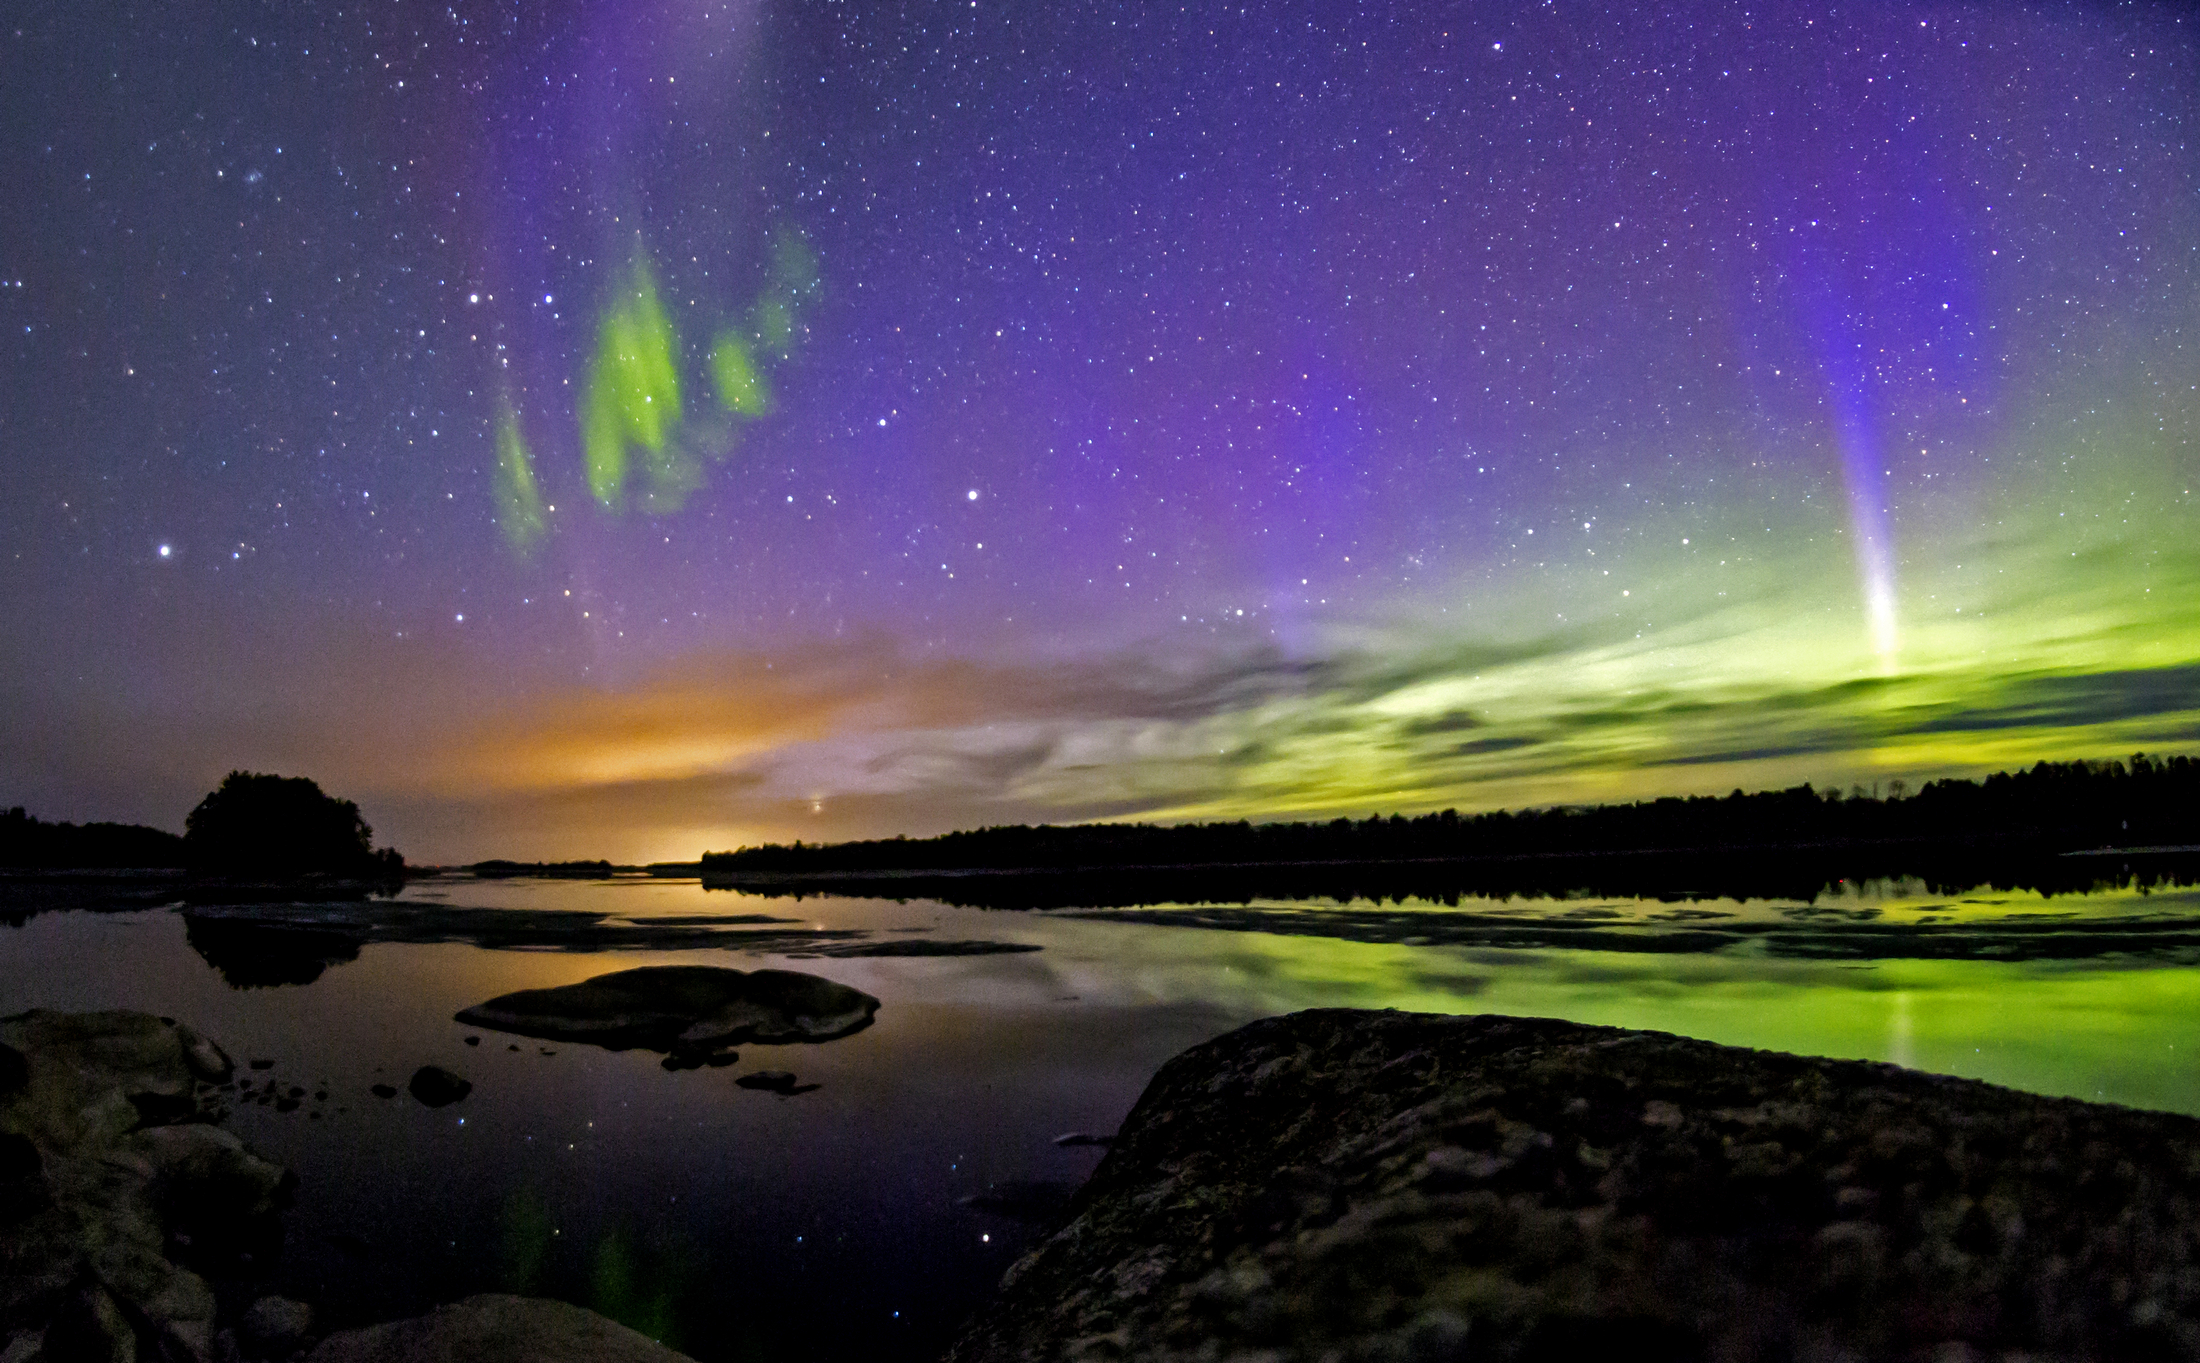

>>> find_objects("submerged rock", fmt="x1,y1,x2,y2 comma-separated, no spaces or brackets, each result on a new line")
732,1069,817,1094
0,1010,289,1363
949,1008,2200,1363
305,1293,696,1363
454,965,878,1052
957,1180,1076,1223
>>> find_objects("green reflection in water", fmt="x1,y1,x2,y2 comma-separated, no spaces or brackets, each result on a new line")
494,401,547,556
581,254,685,512
499,1187,554,1293
1081,916,2200,1116
589,1226,693,1350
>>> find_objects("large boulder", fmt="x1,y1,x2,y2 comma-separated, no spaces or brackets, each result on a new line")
305,1294,696,1363
454,965,878,1052
0,1010,287,1363
949,1009,2200,1363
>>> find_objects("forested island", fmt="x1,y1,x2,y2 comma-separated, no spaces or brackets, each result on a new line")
701,755,2200,904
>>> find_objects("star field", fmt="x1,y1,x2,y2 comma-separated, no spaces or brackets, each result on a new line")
3,1,2196,860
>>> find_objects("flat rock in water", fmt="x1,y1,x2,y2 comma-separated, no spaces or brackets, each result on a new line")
305,1294,696,1363
948,1008,2200,1363
453,965,878,1051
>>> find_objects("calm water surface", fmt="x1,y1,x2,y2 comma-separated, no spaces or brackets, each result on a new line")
5,873,2199,1362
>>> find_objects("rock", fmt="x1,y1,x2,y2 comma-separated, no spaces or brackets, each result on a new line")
304,1293,697,1363
175,1025,234,1083
1052,1132,1113,1148
239,1295,313,1356
369,1084,396,1099
454,965,878,1052
463,1036,479,1046
0,1011,290,1363
407,1067,471,1108
949,1008,2200,1363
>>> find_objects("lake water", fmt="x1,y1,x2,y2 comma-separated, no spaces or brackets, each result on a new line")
5,869,2200,1362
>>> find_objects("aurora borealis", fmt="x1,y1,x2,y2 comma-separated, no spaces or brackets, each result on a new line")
3,2,2196,863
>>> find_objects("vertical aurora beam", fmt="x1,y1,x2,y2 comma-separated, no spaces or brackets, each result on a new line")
1794,253,1904,676
1830,396,1900,673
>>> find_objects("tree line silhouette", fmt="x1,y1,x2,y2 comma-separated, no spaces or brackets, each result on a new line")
704,754,2200,880
0,806,186,869
3,771,403,880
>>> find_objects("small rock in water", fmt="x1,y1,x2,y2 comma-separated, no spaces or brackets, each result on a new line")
407,1066,471,1108
1052,1132,1114,1148
704,1051,740,1068
370,1083,397,1099
249,1059,274,1070
508,1045,520,1052
464,1036,481,1046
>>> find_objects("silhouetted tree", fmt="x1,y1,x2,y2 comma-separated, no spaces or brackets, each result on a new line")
184,772,403,877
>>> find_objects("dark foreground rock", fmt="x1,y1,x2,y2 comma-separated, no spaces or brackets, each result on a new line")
948,1009,2200,1363
454,965,879,1052
0,1010,290,1362
305,1293,697,1363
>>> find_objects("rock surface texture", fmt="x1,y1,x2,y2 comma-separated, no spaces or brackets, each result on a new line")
947,1009,2200,1363
454,965,880,1051
305,1294,698,1363
0,1010,290,1363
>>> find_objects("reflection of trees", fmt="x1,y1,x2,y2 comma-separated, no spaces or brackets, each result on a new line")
182,914,365,988
706,846,2200,912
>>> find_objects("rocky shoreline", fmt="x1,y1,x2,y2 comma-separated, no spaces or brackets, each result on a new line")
0,1009,701,1363
17,1003,2200,1361
947,1008,2200,1363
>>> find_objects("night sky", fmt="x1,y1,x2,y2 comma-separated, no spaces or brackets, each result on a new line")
4,1,2196,863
